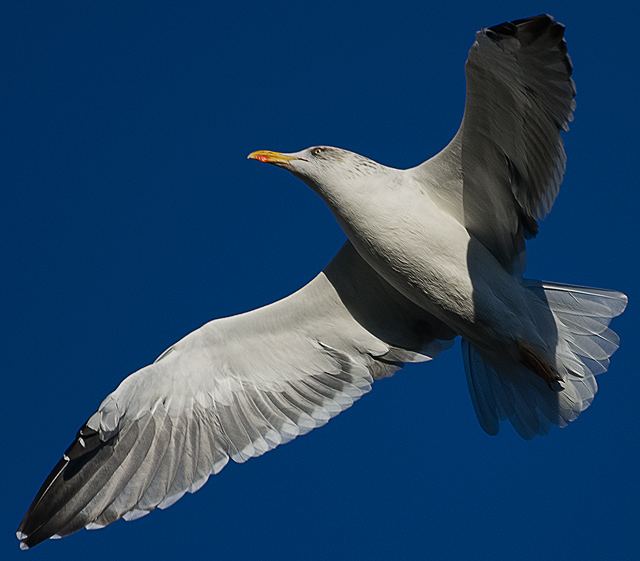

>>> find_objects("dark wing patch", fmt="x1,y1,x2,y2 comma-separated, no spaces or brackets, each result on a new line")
415,15,575,274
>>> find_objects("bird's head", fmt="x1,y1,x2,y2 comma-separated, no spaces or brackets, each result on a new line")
248,146,386,206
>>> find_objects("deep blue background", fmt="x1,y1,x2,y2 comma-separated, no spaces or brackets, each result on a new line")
2,2,638,560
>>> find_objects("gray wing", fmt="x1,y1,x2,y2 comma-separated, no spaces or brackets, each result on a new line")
17,241,455,549
413,15,576,273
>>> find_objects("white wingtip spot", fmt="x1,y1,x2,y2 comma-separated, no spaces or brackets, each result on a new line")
263,429,282,448
158,490,186,510
230,448,252,463
123,509,150,521
279,423,299,441
188,474,210,494
19,542,29,551
86,522,106,530
51,534,62,539
212,456,229,475
16,531,27,540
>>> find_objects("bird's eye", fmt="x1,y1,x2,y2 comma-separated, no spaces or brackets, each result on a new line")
313,147,325,156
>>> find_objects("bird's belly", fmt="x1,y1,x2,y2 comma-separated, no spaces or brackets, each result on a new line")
336,195,529,349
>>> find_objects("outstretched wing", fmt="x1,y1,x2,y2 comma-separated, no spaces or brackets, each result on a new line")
17,241,455,549
414,14,576,273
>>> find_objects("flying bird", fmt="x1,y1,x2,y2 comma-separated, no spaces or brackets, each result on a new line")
17,14,626,549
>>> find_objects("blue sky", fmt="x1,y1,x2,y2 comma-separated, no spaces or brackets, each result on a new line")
2,1,638,560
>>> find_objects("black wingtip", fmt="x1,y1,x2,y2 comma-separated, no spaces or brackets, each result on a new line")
17,454,70,549
481,15,572,82
484,14,565,45
16,422,109,549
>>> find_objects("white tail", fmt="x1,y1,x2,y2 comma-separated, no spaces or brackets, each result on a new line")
463,281,627,439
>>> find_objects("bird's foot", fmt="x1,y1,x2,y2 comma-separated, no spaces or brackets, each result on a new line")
517,339,564,391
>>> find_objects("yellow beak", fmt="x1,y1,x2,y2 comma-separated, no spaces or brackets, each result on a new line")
247,150,301,166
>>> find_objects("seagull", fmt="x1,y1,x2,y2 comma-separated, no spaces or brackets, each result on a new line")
17,14,626,549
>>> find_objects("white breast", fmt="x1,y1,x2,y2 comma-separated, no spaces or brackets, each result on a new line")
324,169,534,350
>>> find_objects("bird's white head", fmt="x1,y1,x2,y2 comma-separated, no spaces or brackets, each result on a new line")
248,146,387,207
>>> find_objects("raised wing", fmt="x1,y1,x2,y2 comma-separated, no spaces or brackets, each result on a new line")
414,14,576,273
17,241,455,549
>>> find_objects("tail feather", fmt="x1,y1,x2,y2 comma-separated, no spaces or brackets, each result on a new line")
530,281,624,378
463,341,562,439
463,280,626,439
